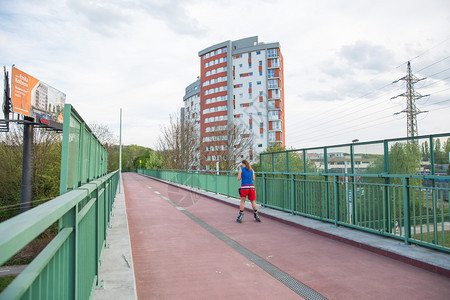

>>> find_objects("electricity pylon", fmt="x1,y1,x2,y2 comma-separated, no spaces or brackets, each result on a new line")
392,61,429,137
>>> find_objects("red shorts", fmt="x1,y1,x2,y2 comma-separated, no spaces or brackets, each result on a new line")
239,187,256,201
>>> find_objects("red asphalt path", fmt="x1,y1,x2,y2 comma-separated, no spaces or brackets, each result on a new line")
124,173,450,300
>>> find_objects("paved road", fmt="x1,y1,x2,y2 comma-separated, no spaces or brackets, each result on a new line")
0,265,26,276
124,173,450,299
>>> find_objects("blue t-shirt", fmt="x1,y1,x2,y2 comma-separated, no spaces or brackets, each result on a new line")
241,167,254,186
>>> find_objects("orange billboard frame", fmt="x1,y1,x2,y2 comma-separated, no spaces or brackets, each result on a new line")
11,67,65,123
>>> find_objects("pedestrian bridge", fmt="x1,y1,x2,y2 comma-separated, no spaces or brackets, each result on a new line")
1,172,450,299
100,173,449,299
2,99,450,299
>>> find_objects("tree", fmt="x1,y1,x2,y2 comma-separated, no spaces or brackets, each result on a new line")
421,140,430,161
0,124,62,221
389,142,421,175
445,138,450,175
156,113,199,170
134,149,163,170
121,144,148,171
89,122,119,173
201,121,255,171
256,145,317,174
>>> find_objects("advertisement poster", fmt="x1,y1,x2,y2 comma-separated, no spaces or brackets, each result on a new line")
11,67,65,123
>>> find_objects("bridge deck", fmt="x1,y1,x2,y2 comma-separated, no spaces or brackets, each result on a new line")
123,173,449,299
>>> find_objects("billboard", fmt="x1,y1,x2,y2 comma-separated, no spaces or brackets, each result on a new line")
11,67,65,123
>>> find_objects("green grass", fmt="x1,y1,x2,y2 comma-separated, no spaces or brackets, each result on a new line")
0,275,17,293
414,230,450,248
437,230,450,248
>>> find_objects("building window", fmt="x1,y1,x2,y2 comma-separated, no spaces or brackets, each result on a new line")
249,82,252,89
259,61,262,66
268,79,278,89
257,81,261,85
268,69,275,78
268,49,277,58
260,122,263,128
269,110,279,120
249,63,252,68
257,112,262,116
239,64,243,68
273,121,281,130
269,132,275,142
272,89,280,98
270,58,279,67
259,71,262,76
256,51,261,55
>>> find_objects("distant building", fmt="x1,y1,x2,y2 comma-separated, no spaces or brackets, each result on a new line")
307,152,377,173
183,36,285,169
182,79,201,169
33,82,48,111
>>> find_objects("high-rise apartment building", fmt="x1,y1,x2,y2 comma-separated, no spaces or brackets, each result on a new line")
183,36,285,169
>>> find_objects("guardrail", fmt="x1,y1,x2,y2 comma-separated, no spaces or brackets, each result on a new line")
0,170,119,299
138,169,449,253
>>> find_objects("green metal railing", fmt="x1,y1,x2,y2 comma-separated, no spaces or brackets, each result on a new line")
138,169,450,253
260,133,450,177
60,104,108,195
0,170,119,299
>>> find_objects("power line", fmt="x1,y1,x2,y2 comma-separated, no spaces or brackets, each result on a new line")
416,56,450,73
396,36,450,69
424,67,450,79
427,103,450,112
288,86,404,139
289,115,404,146
291,61,448,132
423,97,450,108
290,81,397,128
286,39,450,146
288,101,402,140
290,102,404,140
421,76,450,89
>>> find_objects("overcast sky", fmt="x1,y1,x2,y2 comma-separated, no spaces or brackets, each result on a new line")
1,0,449,150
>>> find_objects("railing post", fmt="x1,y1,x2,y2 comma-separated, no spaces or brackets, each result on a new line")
403,177,411,245
60,204,78,300
384,141,391,233
262,172,266,207
216,171,218,194
350,144,356,225
94,183,101,285
334,175,339,227
227,172,230,197
290,174,295,214
432,187,438,245
324,175,329,219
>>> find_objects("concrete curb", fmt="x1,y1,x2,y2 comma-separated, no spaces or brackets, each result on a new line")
93,174,138,300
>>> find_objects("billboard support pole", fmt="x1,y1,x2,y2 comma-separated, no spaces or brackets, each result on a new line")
20,118,34,212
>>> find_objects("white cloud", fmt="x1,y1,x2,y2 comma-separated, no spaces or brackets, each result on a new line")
1,0,449,150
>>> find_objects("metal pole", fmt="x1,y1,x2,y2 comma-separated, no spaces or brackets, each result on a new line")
345,160,350,223
119,108,122,193
20,119,33,212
